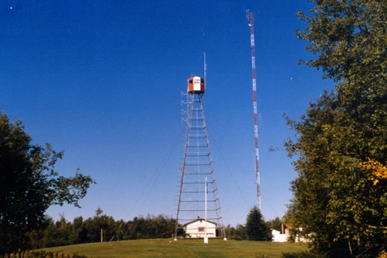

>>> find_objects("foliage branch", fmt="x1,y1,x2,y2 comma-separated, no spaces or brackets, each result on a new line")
0,112,95,255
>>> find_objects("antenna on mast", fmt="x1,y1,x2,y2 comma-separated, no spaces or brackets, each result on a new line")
248,11,261,211
204,52,207,87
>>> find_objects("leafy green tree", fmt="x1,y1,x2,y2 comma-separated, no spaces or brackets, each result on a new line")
245,207,269,241
225,224,235,240
130,216,153,239
234,224,247,241
42,216,71,247
82,208,117,243
286,1,387,256
25,217,51,250
122,214,176,240
70,216,86,244
0,112,95,255
95,207,103,217
266,217,282,232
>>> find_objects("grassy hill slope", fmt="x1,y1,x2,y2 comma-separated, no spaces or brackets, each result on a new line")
36,239,309,257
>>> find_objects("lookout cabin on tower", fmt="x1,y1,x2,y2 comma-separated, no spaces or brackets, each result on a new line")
187,76,205,94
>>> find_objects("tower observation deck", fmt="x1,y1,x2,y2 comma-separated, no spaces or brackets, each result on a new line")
174,76,226,240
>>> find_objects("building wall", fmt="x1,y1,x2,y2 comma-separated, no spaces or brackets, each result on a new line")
185,220,216,238
271,228,311,243
271,229,288,242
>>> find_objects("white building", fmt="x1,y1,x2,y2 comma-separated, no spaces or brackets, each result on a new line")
184,217,217,238
271,225,310,243
271,229,288,242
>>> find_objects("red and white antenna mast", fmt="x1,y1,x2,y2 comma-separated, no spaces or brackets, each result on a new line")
248,11,261,211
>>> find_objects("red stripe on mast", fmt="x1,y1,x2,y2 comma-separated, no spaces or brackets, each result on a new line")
249,12,261,211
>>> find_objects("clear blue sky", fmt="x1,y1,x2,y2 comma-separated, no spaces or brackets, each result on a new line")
1,0,333,226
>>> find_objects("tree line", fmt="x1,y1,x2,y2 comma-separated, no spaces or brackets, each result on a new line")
26,208,178,250
26,207,281,250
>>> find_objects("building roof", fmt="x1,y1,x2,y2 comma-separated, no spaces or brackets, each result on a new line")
184,217,217,227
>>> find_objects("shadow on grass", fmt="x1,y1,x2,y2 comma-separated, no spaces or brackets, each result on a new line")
282,251,327,258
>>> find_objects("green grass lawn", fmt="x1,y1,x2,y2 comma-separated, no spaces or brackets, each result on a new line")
36,239,309,258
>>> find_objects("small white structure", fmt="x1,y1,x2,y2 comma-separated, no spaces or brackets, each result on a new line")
271,229,289,242
292,227,311,243
184,217,216,238
271,225,310,243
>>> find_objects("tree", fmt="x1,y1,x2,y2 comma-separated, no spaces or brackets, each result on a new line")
286,1,387,256
234,224,247,241
42,216,71,247
70,216,87,244
266,217,282,232
245,207,269,241
80,208,120,243
0,112,95,255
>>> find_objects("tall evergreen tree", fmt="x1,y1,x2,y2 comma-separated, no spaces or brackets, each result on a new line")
245,207,269,241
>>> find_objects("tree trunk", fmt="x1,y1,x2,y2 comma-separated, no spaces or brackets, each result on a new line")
348,240,353,256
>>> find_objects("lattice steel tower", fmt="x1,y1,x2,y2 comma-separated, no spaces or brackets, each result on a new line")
174,76,226,240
